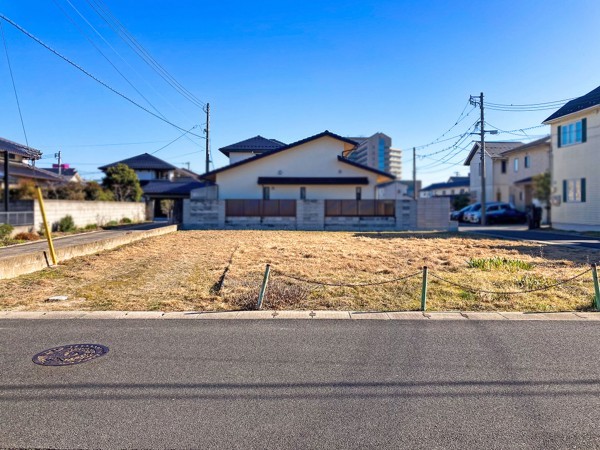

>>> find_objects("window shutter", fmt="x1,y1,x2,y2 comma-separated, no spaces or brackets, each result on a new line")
581,178,586,202
582,118,587,143
563,180,567,202
557,125,561,147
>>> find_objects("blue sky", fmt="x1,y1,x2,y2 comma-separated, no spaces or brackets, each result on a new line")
1,0,599,185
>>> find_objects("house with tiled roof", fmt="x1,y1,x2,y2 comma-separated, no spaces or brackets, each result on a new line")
0,137,62,191
543,85,600,230
99,153,178,181
218,136,286,164
464,138,552,216
420,176,469,199
180,130,437,230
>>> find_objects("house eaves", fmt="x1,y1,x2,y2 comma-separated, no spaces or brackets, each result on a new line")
201,131,360,181
464,141,524,166
543,86,600,123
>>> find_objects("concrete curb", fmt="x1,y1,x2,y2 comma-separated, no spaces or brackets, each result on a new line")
0,224,178,280
0,310,598,320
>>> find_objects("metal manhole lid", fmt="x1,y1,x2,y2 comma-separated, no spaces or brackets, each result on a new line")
32,344,109,366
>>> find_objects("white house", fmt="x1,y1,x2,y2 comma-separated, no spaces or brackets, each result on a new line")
203,131,395,200
420,176,469,199
543,85,600,231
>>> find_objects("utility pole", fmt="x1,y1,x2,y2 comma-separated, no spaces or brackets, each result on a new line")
412,147,417,200
55,150,62,176
3,150,8,212
479,92,486,226
204,103,210,174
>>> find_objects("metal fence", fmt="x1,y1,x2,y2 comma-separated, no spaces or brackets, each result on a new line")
325,200,395,217
226,200,296,217
0,211,34,226
0,200,34,212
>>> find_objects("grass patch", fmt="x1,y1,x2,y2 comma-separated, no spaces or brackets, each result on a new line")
467,257,534,271
0,230,597,312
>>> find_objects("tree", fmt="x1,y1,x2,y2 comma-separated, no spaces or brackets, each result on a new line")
102,164,142,202
84,181,114,201
451,193,470,211
160,199,175,222
532,171,551,225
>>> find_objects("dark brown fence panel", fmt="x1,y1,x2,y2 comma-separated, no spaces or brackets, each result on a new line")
341,200,358,216
325,200,395,217
278,200,296,217
226,200,296,217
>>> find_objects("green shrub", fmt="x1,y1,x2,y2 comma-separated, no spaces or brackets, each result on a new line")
467,257,533,271
84,224,98,231
57,215,76,233
120,217,132,224
105,220,119,227
0,224,14,239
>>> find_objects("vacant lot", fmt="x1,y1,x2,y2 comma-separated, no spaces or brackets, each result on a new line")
1,230,598,312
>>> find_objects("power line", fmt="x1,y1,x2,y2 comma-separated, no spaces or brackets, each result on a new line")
0,13,204,138
1,22,29,148
151,125,199,154
85,0,205,109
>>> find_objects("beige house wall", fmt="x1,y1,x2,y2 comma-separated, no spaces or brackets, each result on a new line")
493,142,550,210
549,106,600,230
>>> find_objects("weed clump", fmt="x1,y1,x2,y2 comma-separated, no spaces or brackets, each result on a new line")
468,257,533,272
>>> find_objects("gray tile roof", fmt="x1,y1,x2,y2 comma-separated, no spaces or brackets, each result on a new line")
99,153,177,171
421,179,470,192
141,180,209,197
219,136,286,156
0,137,42,159
544,86,600,122
0,162,63,182
464,141,523,165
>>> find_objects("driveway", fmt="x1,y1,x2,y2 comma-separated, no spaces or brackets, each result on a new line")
461,224,600,251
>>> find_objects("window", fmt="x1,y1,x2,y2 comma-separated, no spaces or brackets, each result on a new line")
496,192,501,201
519,191,523,201
559,119,587,147
514,158,519,172
442,190,446,195
563,179,586,203
356,187,362,200
524,155,530,168
300,187,306,200
451,189,455,195
501,160,507,173
262,186,270,200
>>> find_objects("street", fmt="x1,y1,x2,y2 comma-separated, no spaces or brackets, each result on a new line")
1,319,600,449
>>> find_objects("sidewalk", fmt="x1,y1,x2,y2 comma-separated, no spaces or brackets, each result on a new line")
1,310,598,320
0,222,177,279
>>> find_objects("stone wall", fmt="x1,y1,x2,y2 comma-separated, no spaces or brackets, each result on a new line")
416,197,454,230
182,197,453,231
33,200,145,230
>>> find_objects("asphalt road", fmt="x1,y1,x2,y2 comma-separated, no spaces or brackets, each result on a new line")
462,225,600,251
2,320,600,449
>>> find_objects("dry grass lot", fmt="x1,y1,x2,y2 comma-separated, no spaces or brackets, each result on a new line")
1,230,599,312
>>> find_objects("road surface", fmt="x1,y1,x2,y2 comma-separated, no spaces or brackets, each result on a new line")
1,320,599,449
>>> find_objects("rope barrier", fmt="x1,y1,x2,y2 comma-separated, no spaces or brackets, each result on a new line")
270,268,422,287
428,268,592,295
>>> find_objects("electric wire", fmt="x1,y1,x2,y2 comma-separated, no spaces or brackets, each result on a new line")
86,0,205,109
151,125,198,154
1,22,29,148
0,13,204,138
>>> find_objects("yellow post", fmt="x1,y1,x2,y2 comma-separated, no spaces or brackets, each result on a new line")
36,186,57,265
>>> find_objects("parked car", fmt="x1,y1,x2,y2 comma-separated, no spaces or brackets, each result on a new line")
466,202,526,225
463,203,484,223
486,203,527,225
450,203,479,223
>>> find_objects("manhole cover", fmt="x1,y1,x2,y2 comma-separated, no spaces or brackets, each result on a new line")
32,344,109,366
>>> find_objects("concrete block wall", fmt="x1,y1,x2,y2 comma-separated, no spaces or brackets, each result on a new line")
183,199,224,229
33,200,145,230
416,197,454,230
297,200,325,230
182,198,454,231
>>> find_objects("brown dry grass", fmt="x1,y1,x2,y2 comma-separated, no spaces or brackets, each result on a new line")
1,230,598,312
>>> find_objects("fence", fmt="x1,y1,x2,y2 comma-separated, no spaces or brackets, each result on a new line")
225,200,296,217
0,211,34,226
252,263,600,312
325,200,395,217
